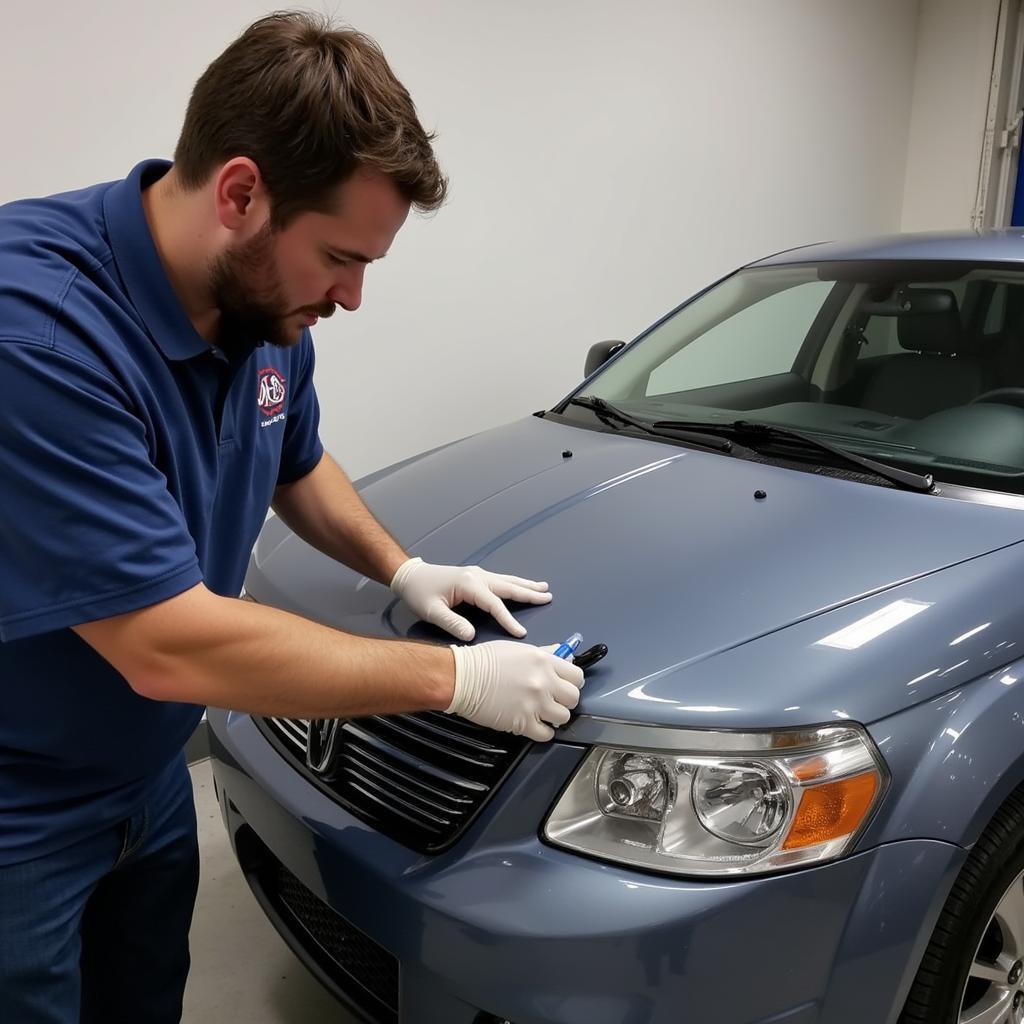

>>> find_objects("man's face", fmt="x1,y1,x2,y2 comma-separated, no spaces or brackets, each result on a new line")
209,169,410,350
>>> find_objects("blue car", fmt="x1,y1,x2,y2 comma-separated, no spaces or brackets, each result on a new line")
210,231,1024,1024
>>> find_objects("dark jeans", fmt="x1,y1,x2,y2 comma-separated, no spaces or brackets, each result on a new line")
0,753,199,1023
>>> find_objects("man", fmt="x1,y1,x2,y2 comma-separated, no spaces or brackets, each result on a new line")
0,12,583,1023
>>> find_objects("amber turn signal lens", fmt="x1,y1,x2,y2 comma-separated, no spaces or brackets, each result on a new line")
782,771,879,850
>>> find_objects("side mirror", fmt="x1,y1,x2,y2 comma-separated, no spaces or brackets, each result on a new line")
585,340,626,378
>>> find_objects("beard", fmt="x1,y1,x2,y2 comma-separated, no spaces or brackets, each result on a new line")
208,222,333,354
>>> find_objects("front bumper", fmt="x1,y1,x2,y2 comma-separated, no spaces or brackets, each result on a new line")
209,708,964,1024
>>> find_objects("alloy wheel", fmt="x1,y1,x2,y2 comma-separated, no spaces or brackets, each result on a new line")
959,870,1024,1024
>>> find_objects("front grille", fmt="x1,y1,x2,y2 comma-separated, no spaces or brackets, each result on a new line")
237,827,399,1023
257,712,530,853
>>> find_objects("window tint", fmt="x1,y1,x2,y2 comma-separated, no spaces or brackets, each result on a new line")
646,280,833,395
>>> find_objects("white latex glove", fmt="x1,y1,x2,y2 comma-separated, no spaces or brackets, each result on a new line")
390,557,552,641
448,642,584,742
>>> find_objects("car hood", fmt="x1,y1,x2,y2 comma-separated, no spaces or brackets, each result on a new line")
249,415,1024,728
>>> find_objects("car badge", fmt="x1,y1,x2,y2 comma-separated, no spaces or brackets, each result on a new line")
306,718,339,774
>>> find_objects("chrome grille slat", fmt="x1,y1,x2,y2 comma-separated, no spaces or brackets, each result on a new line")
259,710,530,853
415,710,514,749
344,779,447,834
359,715,499,770
339,749,473,818
339,749,475,811
338,763,455,827
342,721,490,791
386,713,513,757
270,717,309,753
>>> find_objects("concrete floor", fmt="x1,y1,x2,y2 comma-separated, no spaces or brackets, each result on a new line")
182,759,358,1023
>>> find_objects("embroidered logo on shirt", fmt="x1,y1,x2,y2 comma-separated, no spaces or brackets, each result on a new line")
258,368,287,427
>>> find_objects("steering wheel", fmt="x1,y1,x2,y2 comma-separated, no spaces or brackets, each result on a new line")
969,388,1024,410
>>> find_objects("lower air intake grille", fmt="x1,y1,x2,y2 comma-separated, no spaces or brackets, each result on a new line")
257,712,530,853
275,860,398,1018
237,826,398,1023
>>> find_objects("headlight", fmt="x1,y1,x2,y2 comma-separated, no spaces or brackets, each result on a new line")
544,724,886,877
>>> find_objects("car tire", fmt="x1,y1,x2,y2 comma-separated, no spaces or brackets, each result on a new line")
900,786,1024,1024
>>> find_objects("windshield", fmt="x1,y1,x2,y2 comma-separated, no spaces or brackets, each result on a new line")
567,261,1024,492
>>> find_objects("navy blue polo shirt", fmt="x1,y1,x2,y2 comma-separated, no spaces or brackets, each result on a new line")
0,160,324,864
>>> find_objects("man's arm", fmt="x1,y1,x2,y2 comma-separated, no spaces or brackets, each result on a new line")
73,582,453,718
271,451,407,585
71,583,584,741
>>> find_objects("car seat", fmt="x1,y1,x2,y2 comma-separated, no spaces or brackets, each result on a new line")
860,303,986,419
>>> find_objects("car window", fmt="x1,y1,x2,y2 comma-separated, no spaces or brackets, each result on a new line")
646,280,834,395
572,261,1024,492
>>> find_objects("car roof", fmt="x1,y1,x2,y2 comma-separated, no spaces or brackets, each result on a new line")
748,229,1024,267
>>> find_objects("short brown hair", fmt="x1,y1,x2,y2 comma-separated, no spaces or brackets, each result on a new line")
173,11,447,225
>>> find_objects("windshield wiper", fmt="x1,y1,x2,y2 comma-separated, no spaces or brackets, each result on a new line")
566,400,932,490
650,418,934,492
566,397,733,453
